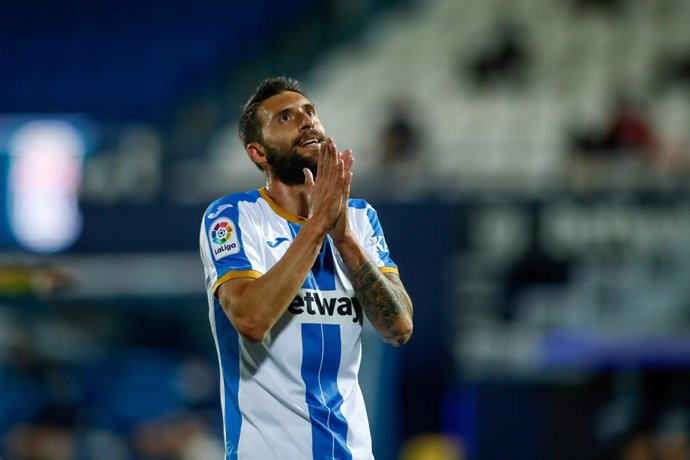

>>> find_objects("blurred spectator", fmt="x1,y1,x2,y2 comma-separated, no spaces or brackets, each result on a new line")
466,21,529,89
368,99,427,198
605,98,661,162
571,96,661,162
656,51,690,91
381,100,420,165
568,95,688,190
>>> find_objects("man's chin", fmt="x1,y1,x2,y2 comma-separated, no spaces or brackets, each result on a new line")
264,146,318,185
271,165,317,186
295,146,321,163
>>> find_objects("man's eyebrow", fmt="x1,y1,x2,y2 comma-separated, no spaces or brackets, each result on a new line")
268,103,316,123
267,107,291,123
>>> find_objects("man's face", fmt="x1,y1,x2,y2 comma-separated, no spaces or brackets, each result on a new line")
256,91,326,185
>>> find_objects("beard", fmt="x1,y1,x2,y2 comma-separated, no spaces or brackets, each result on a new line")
263,133,323,186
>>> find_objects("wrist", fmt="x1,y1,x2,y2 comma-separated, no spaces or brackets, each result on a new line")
302,216,330,239
333,231,366,271
332,230,357,251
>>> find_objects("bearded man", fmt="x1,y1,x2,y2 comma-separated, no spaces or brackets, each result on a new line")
200,76,414,460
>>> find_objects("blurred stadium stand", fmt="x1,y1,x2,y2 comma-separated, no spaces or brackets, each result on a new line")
2,0,690,459
0,0,321,120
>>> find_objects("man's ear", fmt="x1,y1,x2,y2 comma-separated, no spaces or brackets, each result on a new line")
247,142,268,168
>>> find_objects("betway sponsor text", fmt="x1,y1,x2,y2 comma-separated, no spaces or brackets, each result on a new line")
288,291,362,324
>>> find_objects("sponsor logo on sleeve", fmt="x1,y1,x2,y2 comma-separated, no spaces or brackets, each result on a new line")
209,217,240,260
267,237,289,248
207,203,234,219
370,235,389,255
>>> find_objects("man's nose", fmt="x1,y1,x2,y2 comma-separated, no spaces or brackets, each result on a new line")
298,112,314,130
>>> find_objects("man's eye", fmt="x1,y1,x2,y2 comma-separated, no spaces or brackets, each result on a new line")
280,114,290,122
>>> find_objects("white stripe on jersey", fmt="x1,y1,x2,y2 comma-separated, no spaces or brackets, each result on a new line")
200,189,397,460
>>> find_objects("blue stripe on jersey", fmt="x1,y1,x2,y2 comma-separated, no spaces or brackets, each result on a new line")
289,223,337,291
287,222,318,290
313,239,336,290
348,198,368,209
286,221,301,240
214,299,242,459
301,323,352,460
366,207,397,268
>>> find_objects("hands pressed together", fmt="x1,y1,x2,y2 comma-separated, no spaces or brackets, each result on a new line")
302,138,413,347
303,138,354,244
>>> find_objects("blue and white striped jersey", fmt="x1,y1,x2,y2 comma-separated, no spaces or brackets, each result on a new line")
199,188,398,460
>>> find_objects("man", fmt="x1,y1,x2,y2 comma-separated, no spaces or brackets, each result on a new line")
199,76,414,459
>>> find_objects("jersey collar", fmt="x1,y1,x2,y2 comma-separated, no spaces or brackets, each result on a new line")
258,187,306,224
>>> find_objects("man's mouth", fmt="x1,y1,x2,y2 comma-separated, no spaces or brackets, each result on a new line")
301,139,320,147
296,132,325,148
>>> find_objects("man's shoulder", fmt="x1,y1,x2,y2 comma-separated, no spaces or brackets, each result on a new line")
347,197,372,211
203,189,262,219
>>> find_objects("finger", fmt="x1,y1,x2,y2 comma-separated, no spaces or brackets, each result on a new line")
325,138,337,168
336,157,345,181
340,164,351,208
344,170,353,189
326,139,340,186
329,138,338,162
314,144,325,184
318,140,330,179
342,172,352,204
320,138,336,182
303,168,315,188
343,163,352,200
329,138,338,156
342,149,354,172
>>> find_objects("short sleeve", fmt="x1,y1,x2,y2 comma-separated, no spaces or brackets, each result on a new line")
200,200,265,295
351,200,399,276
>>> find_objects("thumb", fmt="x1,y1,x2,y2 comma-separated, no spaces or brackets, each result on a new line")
303,168,315,188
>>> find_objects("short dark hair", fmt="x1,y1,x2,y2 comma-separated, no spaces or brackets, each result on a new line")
239,76,305,148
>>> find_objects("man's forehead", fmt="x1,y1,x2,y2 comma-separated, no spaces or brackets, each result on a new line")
258,91,313,120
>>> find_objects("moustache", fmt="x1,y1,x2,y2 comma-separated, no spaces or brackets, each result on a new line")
293,130,326,148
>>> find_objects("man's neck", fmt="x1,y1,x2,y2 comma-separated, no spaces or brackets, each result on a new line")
265,178,310,219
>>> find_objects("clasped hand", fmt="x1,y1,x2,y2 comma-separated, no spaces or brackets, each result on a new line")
303,137,354,243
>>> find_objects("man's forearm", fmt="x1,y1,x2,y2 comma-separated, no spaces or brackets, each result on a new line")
336,235,413,346
219,220,327,341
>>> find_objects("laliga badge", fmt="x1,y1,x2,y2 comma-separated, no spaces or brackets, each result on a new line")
209,217,240,260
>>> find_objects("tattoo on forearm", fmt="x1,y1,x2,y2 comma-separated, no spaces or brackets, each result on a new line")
351,260,412,345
